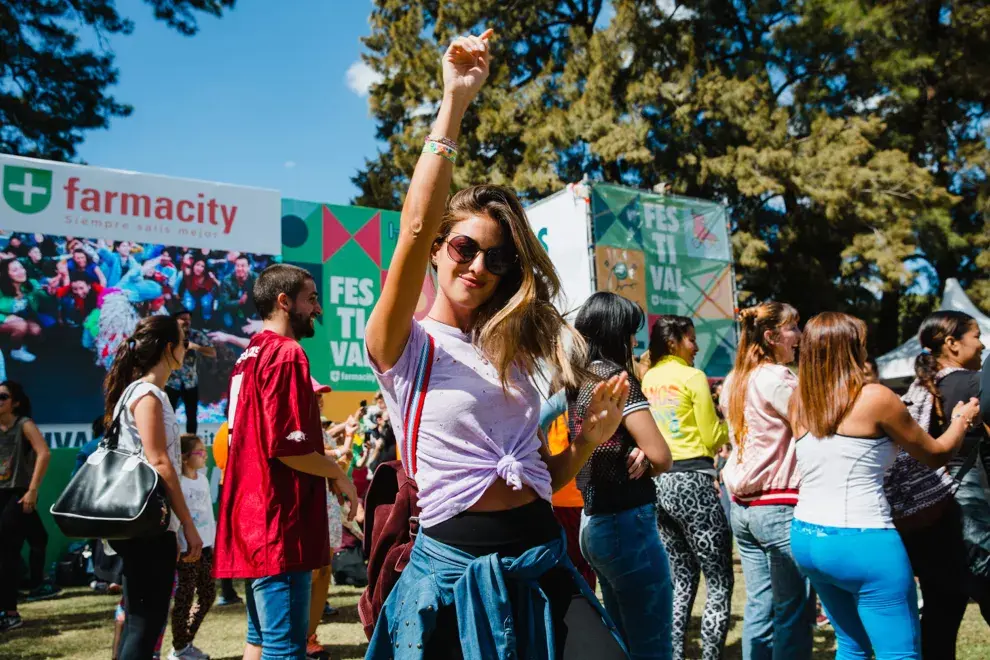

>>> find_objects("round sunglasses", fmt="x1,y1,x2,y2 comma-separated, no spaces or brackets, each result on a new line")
443,234,517,276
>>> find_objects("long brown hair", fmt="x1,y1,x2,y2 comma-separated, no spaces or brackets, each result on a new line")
103,315,182,427
727,301,799,447
793,312,869,437
435,185,585,391
915,311,976,423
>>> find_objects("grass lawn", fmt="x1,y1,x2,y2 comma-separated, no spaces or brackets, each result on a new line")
4,561,988,660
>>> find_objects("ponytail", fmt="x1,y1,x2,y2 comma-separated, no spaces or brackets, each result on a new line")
915,310,976,424
727,301,799,452
914,349,943,421
649,315,695,366
103,315,181,427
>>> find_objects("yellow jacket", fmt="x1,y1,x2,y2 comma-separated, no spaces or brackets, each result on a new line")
642,356,728,461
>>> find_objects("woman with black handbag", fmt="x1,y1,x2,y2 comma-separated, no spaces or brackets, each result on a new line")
103,315,203,659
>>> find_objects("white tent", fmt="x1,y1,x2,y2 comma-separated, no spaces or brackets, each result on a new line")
876,278,990,384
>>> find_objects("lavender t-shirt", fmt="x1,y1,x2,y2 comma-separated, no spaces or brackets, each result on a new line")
370,318,552,528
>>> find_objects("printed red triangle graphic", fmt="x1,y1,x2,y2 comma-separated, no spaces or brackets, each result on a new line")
354,212,382,266
322,205,351,262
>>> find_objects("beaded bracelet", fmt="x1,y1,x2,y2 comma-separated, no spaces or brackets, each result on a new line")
423,139,458,164
426,135,459,151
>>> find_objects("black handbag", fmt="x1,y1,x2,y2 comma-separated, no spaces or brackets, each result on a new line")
50,383,172,540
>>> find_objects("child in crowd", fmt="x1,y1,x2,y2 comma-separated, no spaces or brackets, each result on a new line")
169,434,216,660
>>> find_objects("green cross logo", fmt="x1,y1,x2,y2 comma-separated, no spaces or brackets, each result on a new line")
3,166,53,214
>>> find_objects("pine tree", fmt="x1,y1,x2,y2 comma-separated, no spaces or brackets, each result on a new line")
354,0,989,351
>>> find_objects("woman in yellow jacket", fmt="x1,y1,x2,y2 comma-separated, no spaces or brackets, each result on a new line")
643,315,733,660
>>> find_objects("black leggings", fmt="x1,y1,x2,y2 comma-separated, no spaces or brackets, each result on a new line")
422,499,626,660
899,499,990,659
0,489,28,611
23,508,48,587
166,385,199,434
110,532,178,660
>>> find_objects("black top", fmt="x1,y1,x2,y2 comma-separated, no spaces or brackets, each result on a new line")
931,370,990,480
567,361,653,515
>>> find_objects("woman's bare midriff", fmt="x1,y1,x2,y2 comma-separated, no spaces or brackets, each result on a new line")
467,478,539,512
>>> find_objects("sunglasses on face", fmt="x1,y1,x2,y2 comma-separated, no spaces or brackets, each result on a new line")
444,234,517,277
0,393,9,402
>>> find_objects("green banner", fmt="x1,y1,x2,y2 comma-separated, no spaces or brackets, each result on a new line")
591,184,737,376
281,199,435,392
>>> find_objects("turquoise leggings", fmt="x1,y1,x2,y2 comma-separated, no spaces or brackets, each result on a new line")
791,520,920,659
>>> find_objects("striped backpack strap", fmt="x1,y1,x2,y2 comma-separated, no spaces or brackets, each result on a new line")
400,333,435,478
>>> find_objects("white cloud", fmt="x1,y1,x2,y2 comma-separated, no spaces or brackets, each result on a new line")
283,161,296,169
655,0,698,21
411,100,440,118
619,46,634,70
345,60,384,98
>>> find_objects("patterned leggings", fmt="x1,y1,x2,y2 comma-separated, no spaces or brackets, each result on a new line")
171,547,216,651
655,471,734,660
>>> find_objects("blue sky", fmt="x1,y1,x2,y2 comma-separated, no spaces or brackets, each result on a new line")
79,1,383,205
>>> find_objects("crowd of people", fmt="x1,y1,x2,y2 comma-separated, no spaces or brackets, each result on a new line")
2,27,990,660
0,231,267,419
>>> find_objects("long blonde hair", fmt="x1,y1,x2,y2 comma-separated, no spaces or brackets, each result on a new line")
727,301,799,450
793,313,868,437
434,185,587,391
436,185,586,392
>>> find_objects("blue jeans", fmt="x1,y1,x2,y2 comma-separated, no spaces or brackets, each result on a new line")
182,290,215,321
791,520,920,659
580,503,673,659
731,503,814,660
245,571,312,659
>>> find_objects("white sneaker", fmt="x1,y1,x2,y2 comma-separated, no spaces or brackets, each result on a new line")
9,347,36,362
167,646,195,659
187,645,210,659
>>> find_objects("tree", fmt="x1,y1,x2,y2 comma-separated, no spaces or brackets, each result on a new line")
354,0,990,352
0,0,235,162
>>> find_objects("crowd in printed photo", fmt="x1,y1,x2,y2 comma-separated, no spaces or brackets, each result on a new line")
0,231,277,425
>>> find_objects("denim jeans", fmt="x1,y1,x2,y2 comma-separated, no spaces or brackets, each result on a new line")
245,571,312,659
580,502,673,660
730,503,814,660
791,520,919,660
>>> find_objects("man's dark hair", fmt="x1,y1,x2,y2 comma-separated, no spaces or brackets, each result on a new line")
253,264,314,320
69,271,92,284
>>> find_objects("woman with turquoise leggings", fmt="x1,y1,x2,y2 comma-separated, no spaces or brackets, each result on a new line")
788,312,980,659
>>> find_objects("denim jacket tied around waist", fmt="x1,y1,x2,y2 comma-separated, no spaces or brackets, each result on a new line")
365,529,628,660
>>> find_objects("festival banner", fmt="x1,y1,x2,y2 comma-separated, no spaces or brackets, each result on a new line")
0,154,280,254
281,199,435,392
591,183,737,376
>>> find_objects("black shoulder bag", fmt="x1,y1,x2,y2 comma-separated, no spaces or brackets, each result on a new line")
50,382,172,540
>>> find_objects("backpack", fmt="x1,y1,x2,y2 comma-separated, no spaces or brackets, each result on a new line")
356,460,421,640
357,332,435,640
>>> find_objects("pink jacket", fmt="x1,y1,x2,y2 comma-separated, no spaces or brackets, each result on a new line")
719,364,801,506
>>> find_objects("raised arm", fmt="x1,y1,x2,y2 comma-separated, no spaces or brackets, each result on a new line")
873,385,980,468
540,373,630,491
364,30,493,371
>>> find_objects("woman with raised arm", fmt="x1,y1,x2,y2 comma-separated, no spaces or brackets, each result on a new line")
364,30,630,660
884,311,990,658
789,312,980,659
